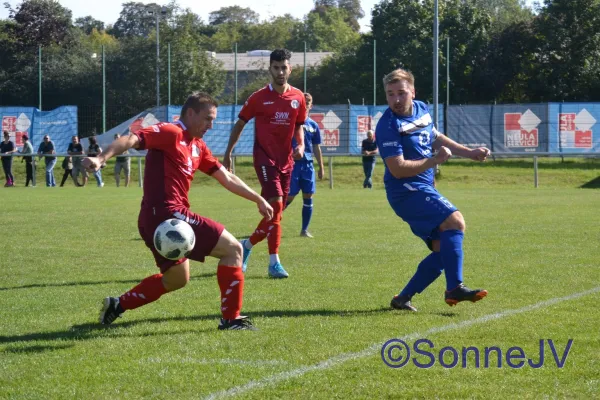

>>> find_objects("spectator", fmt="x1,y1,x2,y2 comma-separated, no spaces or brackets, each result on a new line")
87,136,104,187
68,136,87,186
361,130,378,188
37,134,56,187
20,134,34,186
59,156,79,187
1,131,16,187
114,133,131,187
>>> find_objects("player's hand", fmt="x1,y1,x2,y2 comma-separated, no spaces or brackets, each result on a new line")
292,145,304,160
222,153,233,172
433,146,452,164
470,147,491,162
257,199,273,221
82,156,102,172
318,168,324,180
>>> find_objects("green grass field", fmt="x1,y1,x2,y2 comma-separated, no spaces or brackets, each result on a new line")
0,158,599,399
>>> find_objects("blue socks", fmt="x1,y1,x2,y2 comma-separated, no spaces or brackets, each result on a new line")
400,252,443,297
301,198,313,231
399,230,465,297
440,229,464,291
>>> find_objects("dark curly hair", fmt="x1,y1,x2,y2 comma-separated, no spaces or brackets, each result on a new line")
270,48,292,65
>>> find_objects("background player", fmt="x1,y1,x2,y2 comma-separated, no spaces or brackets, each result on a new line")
83,92,273,330
375,68,490,312
285,92,324,238
223,49,306,279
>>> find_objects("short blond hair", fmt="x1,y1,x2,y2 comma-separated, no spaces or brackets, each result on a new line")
383,68,415,88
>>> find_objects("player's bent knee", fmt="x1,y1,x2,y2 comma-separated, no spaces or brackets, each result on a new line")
439,211,466,232
162,262,190,291
210,230,243,266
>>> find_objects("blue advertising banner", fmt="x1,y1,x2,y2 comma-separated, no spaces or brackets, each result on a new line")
0,106,77,152
548,103,600,153
447,105,494,149
1,107,35,149
310,105,350,155
31,106,78,153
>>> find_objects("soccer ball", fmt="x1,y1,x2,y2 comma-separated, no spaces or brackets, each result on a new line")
153,219,196,260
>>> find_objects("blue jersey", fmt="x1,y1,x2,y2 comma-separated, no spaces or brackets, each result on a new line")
292,117,322,163
375,101,440,199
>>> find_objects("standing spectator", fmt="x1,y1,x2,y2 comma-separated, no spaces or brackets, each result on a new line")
114,133,131,187
59,156,79,187
68,136,87,186
1,131,16,187
20,134,34,186
361,130,378,189
37,134,56,187
87,136,104,187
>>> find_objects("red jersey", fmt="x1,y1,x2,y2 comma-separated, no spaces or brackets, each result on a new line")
135,121,221,211
239,84,307,171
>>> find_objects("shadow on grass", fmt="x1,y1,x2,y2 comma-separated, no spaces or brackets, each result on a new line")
0,272,216,291
580,176,600,189
3,343,75,354
0,307,400,347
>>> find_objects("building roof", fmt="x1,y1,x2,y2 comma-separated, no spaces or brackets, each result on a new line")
211,51,334,71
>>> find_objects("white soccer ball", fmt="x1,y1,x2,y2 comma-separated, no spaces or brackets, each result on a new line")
153,219,196,260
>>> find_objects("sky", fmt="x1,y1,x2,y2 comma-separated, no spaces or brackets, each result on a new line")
0,0,537,33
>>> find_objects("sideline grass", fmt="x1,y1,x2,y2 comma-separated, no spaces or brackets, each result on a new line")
0,162,598,399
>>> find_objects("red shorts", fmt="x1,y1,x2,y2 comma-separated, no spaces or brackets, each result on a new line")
138,207,225,273
254,164,292,203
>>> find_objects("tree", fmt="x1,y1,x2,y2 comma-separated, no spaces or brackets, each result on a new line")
473,0,534,33
530,0,600,101
208,6,259,26
5,0,73,47
110,2,174,38
337,0,365,32
75,16,106,34
294,6,360,51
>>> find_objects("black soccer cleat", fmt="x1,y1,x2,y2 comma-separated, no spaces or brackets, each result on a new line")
445,284,488,307
390,295,418,312
99,297,123,325
218,316,258,331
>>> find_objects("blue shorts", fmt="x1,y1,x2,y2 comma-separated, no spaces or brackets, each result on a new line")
387,186,458,249
289,162,316,196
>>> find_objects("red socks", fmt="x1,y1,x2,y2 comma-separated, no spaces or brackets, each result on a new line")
217,265,244,319
119,274,167,310
249,200,283,255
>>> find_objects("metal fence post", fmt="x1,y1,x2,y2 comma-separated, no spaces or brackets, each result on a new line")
232,156,236,175
328,156,333,189
534,156,538,188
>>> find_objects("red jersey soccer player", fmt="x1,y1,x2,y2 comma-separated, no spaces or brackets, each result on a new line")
83,92,273,330
223,49,306,279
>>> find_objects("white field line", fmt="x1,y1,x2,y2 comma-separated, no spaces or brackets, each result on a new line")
205,286,600,400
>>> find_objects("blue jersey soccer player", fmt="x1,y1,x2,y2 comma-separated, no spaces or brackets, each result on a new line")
375,68,491,312
285,92,324,238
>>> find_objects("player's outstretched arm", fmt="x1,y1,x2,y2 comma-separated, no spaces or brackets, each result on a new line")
432,133,490,161
212,166,273,220
223,119,246,171
82,134,140,172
